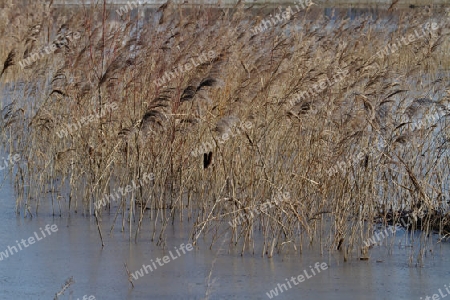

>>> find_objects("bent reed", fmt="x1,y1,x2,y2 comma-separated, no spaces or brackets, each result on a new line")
1,0,450,263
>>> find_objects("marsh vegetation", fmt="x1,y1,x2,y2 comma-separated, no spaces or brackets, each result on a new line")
1,0,450,264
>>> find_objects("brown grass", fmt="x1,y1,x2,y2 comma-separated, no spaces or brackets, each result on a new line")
1,0,450,264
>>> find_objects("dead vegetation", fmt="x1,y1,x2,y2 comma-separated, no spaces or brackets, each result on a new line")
1,0,450,263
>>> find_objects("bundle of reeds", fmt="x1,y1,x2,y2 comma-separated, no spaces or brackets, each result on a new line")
1,0,450,263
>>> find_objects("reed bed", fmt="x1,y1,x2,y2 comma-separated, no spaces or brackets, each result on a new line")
1,0,450,263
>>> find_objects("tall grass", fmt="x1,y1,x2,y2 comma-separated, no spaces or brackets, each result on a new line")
1,0,450,263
